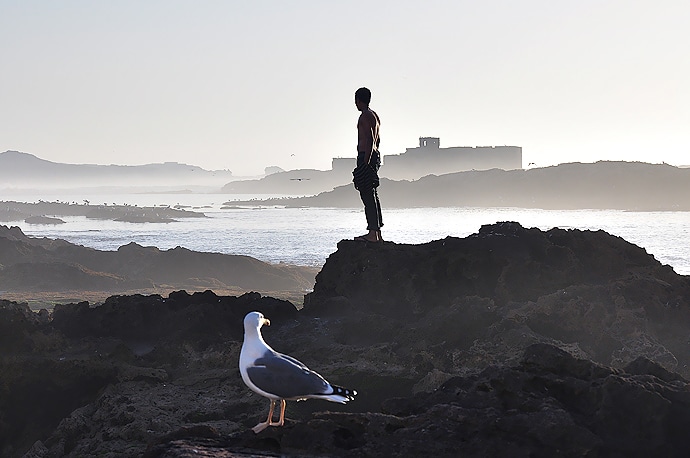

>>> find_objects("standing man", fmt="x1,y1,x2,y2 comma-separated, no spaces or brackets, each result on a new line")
353,87,383,242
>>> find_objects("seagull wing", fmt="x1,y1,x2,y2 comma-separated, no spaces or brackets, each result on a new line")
247,351,330,400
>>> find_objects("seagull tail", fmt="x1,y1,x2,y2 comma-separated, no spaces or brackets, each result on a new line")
321,384,357,404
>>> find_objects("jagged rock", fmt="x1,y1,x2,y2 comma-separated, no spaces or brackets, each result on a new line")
0,300,48,352
50,290,297,343
305,222,672,311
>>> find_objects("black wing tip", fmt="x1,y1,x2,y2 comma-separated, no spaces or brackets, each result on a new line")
333,385,357,400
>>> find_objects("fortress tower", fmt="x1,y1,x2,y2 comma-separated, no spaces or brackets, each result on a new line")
419,137,440,148
381,137,522,180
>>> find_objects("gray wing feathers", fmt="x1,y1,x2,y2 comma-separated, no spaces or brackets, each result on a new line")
248,352,330,399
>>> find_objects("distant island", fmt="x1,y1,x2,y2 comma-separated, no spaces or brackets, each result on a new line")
222,137,523,195
226,161,690,211
0,201,206,224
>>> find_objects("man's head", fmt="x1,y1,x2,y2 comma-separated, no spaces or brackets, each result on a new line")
355,87,371,110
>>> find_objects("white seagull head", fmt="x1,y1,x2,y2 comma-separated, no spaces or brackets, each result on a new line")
244,311,270,332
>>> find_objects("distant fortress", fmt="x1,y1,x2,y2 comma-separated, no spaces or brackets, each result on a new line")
332,137,523,180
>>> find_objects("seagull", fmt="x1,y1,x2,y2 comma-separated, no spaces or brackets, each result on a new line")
239,311,356,433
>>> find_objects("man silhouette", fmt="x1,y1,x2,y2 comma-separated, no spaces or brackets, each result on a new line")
353,87,383,242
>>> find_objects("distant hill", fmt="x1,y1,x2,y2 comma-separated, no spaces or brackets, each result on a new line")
0,150,234,189
220,168,353,195
231,161,690,211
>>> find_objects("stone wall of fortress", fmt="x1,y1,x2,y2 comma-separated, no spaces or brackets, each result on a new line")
332,139,523,181
382,144,522,180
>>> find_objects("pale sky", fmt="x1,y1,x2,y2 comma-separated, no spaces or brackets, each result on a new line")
1,0,689,175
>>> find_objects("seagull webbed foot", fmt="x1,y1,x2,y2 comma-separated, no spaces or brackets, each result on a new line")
252,399,277,434
253,399,286,432
252,421,270,434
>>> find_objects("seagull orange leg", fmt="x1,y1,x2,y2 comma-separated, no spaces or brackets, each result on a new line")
252,399,276,433
272,399,286,427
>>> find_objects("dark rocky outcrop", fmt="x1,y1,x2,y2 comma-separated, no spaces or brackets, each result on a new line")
0,225,315,295
3,222,690,457
304,222,690,376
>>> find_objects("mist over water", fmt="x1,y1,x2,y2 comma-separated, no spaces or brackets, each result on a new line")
8,193,690,275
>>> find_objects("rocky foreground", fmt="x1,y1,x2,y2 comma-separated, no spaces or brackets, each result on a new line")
3,222,690,457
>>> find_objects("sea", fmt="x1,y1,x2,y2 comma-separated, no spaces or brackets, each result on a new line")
4,192,690,275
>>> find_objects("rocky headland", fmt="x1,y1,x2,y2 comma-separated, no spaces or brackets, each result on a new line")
3,222,690,457
0,225,316,307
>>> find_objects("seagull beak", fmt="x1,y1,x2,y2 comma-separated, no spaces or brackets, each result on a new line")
262,318,271,327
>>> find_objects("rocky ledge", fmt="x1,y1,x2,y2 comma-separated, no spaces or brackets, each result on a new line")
3,222,690,457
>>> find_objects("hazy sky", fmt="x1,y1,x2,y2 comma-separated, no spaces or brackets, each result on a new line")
2,1,689,175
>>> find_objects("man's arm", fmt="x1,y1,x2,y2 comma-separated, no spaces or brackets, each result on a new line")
358,112,375,164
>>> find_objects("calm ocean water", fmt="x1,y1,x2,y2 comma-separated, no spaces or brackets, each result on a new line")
6,193,690,275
